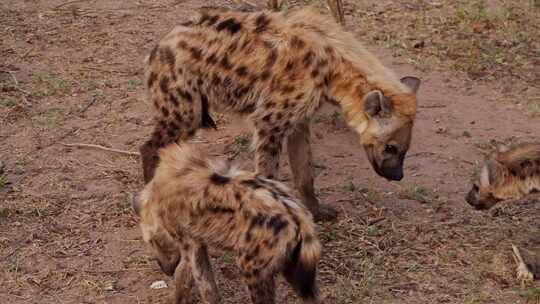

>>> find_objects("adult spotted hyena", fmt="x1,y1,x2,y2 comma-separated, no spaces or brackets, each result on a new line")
133,143,322,304
466,143,540,210
140,6,421,220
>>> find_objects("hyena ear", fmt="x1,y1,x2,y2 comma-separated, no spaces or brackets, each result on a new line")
480,160,503,187
400,76,421,93
364,90,392,118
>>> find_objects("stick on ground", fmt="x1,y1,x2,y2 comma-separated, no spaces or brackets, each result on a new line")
60,143,140,156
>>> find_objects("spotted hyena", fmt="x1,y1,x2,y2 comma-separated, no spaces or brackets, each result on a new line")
139,6,421,220
133,143,322,304
466,143,540,210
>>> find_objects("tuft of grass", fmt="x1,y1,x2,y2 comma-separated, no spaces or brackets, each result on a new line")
0,98,16,108
0,175,5,189
520,287,540,301
400,186,433,204
126,79,140,90
233,134,251,151
31,73,73,98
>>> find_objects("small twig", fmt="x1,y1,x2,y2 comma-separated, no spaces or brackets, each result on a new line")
79,96,97,115
60,143,140,156
419,104,447,109
53,0,92,10
512,244,534,287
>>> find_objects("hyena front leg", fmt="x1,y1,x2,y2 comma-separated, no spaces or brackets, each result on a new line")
287,120,337,221
187,242,220,304
253,124,285,180
173,255,195,304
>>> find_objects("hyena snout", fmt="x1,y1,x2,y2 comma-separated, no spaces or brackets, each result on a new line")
366,144,405,181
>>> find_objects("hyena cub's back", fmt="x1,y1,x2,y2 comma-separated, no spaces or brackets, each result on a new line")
466,143,540,210
134,144,322,304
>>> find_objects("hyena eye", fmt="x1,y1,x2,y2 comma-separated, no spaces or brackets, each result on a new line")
384,144,399,155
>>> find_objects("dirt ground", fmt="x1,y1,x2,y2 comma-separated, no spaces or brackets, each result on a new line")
1,0,540,303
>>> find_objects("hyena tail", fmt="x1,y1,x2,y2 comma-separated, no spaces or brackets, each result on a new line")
283,219,321,303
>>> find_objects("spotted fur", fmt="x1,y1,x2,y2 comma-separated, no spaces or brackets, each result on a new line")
139,6,421,218
134,143,322,304
466,143,540,210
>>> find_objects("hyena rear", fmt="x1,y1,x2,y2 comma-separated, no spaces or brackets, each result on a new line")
140,6,421,219
466,143,540,210
133,144,322,304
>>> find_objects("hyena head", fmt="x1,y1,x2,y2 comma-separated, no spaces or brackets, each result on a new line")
466,144,540,210
360,76,421,181
132,187,181,276
465,158,506,210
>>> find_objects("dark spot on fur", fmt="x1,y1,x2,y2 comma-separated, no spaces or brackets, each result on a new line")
250,213,267,229
208,206,235,213
178,68,183,75
244,245,260,262
169,93,179,106
220,55,233,70
311,69,319,78
147,72,157,88
285,61,295,71
234,86,249,98
190,47,202,60
268,214,288,235
276,113,283,120
262,113,272,122
303,51,314,67
206,53,218,65
167,128,177,138
160,47,176,67
239,103,256,114
159,76,169,93
202,15,219,26
228,41,239,53
260,71,271,81
295,93,304,100
241,179,263,190
266,50,278,68
212,74,221,86
258,129,266,137
197,78,203,87
235,66,248,77
269,135,276,144
281,85,294,94
290,36,305,49
283,99,290,109
234,192,242,200
255,14,271,33
174,111,182,122
177,40,188,49
177,89,193,103
161,106,170,117
216,18,242,34
180,20,194,27
188,129,196,137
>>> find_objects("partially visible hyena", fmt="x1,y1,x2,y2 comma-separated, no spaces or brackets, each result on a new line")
133,143,322,304
466,143,540,210
140,6,421,219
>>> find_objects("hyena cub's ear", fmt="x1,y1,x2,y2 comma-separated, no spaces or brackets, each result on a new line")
364,91,392,118
400,76,421,93
480,159,504,187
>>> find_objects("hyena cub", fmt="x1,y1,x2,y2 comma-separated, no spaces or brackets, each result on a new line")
133,144,322,304
466,143,540,210
140,6,421,220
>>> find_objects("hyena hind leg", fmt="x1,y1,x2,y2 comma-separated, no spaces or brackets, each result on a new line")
187,243,221,304
253,126,285,180
173,256,195,304
245,276,276,304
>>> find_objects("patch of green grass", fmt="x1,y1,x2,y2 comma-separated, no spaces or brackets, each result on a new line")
520,287,540,302
0,175,5,189
233,134,251,151
526,100,540,116
31,73,73,98
0,207,11,218
126,79,140,90
34,108,65,128
344,180,356,192
0,98,16,108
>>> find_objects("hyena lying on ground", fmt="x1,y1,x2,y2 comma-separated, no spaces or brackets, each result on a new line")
140,6,421,220
466,143,540,210
133,143,322,304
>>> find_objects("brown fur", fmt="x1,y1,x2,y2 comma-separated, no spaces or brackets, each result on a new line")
466,143,540,210
134,144,322,304
140,6,421,218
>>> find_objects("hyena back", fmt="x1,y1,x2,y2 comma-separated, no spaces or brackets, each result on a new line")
134,144,322,304
466,143,540,210
140,6,421,218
